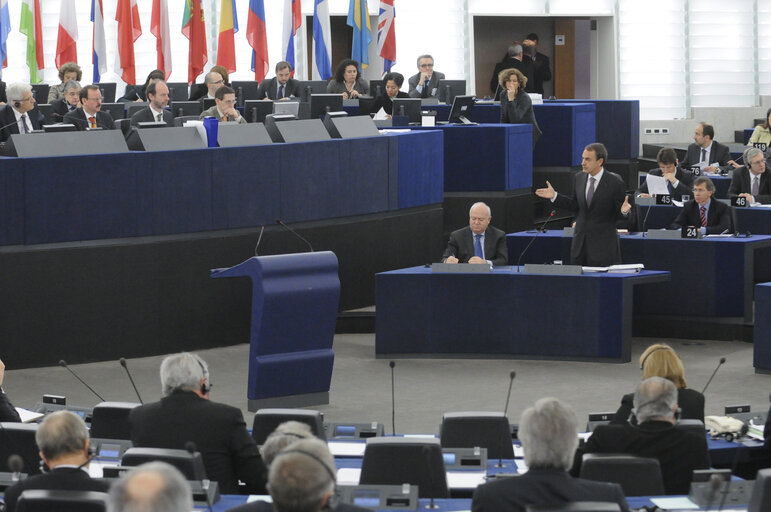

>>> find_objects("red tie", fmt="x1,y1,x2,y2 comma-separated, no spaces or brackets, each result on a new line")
88,116,96,129
700,206,707,227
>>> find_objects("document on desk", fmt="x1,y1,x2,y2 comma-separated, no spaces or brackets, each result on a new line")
328,441,366,457
446,471,487,489
337,467,362,486
246,495,273,503
645,174,670,196
650,497,699,509
15,407,44,423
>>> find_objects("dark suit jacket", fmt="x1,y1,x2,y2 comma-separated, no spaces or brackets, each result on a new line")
575,420,710,495
636,167,695,201
527,51,552,95
51,98,80,122
728,165,771,204
63,108,116,131
372,91,409,116
552,170,627,267
471,468,630,512
129,390,266,494
670,199,732,234
118,84,147,103
0,104,43,142
408,71,446,98
680,141,731,172
442,225,509,267
227,500,371,512
130,106,174,127
500,89,541,147
490,57,535,96
0,80,6,103
611,387,705,425
257,77,301,100
0,389,21,422
2,467,109,512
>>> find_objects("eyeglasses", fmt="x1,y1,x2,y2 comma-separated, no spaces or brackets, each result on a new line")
419,63,434,68
211,79,224,85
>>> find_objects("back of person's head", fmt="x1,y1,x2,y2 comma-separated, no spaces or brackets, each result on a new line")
507,44,523,58
108,461,192,512
35,410,89,461
159,352,209,396
526,32,539,42
639,343,687,388
144,69,166,88
268,438,336,512
7,82,31,103
633,376,677,424
656,147,678,167
261,421,314,467
383,72,404,88
518,397,578,471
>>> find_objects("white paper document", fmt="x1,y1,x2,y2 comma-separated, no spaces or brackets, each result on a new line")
373,107,388,120
644,174,670,196
328,441,366,457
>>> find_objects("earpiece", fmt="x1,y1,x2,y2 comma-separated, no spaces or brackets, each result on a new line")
13,101,20,108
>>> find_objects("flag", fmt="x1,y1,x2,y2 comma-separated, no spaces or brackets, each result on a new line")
182,0,208,85
91,0,107,82
56,0,78,70
217,0,238,73
0,0,11,74
347,0,371,69
377,0,395,73
116,0,142,84
151,0,172,80
282,0,301,73
312,0,331,80
20,0,43,83
246,0,268,81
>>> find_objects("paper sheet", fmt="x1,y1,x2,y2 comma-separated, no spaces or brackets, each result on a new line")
446,471,486,489
373,107,388,120
650,496,699,509
328,441,366,457
246,495,273,503
645,174,670,196
337,467,361,485
15,407,43,423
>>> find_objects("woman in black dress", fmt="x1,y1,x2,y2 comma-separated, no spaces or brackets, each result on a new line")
373,72,409,117
498,67,541,147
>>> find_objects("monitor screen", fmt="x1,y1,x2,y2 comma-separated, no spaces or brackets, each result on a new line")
448,95,476,124
437,80,467,104
391,98,422,123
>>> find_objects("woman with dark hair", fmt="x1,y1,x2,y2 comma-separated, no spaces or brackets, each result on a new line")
748,107,771,147
326,59,369,99
372,72,408,117
48,62,82,102
118,69,166,103
189,65,231,101
498,67,541,147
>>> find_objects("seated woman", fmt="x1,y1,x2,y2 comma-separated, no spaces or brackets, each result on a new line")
372,72,409,118
498,67,541,147
326,59,369,99
189,65,231,101
748,107,771,147
610,343,705,424
119,69,166,102
48,62,82,103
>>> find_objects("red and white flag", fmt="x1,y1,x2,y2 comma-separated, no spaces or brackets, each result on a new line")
116,0,142,84
151,0,172,79
56,0,78,69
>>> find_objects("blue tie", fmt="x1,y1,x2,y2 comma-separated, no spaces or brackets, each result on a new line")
474,234,483,259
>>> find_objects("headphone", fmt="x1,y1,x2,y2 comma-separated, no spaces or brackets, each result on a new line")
274,448,338,510
194,355,211,395
639,346,671,370
13,100,20,108
39,442,96,473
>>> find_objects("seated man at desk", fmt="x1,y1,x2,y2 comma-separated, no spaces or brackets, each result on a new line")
670,176,732,235
63,84,115,130
130,81,174,126
199,86,247,124
679,122,737,174
442,202,508,266
50,80,81,122
729,146,771,204
257,61,300,101
637,147,694,201
0,82,42,142
408,54,445,99
472,398,629,512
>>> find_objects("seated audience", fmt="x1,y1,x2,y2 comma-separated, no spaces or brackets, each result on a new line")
119,69,166,103
670,176,731,235
108,461,191,512
498,67,541,147
326,59,369,99
260,421,314,467
636,147,695,201
748,108,771,147
189,65,230,101
372,72,409,117
130,81,174,126
0,357,21,422
51,80,82,122
199,86,247,124
442,202,508,267
129,352,266,494
472,398,629,512
575,377,710,495
408,54,445,99
3,411,109,512
728,146,771,204
679,122,737,173
64,84,115,130
48,62,82,103
0,82,43,142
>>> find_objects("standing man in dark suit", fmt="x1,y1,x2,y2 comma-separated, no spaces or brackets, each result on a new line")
0,357,21,422
472,398,629,512
63,84,115,130
729,146,771,204
408,55,446,99
490,44,535,96
636,147,695,201
679,122,737,174
536,143,631,266
130,81,174,126
671,176,732,235
442,202,509,267
50,80,82,122
523,33,551,96
0,82,43,142
2,411,109,512
129,352,267,495
257,61,301,100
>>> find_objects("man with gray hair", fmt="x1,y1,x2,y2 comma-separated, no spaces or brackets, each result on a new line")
129,352,266,495
0,82,42,142
2,411,109,512
490,43,535,96
442,201,509,266
260,421,314,467
108,461,192,512
577,377,710,494
51,80,82,122
472,398,628,512
729,146,771,204
408,54,445,98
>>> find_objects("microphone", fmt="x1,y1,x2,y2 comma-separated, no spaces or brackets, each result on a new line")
422,445,438,509
8,454,23,482
516,210,555,272
498,370,516,468
254,225,265,256
704,473,723,511
59,359,105,402
119,358,144,404
701,357,727,394
237,86,244,107
640,200,654,235
185,442,213,512
276,219,314,252
389,361,396,435
0,117,29,134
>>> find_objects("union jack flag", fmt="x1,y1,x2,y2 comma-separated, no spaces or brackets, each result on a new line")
377,0,395,73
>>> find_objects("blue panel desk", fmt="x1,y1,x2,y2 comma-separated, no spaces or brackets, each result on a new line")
376,266,669,362
637,203,771,235
532,103,596,167
343,103,502,124
754,283,771,372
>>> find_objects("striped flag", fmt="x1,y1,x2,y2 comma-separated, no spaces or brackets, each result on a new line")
182,0,208,85
91,0,107,82
0,0,11,74
151,0,172,80
56,0,78,70
282,0,301,74
116,0,142,84
377,0,395,73
246,0,268,81
217,0,238,73
312,0,332,80
347,0,371,69
20,0,43,83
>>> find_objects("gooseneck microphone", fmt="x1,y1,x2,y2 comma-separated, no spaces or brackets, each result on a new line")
254,225,265,256
185,441,213,512
276,219,314,252
498,370,516,468
422,445,438,509
8,454,24,482
59,360,105,401
389,361,396,435
119,358,144,404
516,210,555,272
701,357,727,394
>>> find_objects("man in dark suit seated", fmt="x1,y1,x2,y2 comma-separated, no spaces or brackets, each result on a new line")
257,61,300,100
108,461,191,512
129,352,266,494
63,84,116,130
574,377,710,495
408,54,446,99
636,147,695,201
671,176,732,235
0,357,21,422
50,80,82,122
0,82,43,142
130,81,174,126
679,122,737,174
729,146,771,204
442,201,509,267
2,411,110,512
472,398,629,512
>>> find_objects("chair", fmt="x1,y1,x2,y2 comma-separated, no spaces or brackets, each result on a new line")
251,408,326,444
16,490,109,512
580,453,664,496
749,467,771,512
675,419,706,436
359,437,449,499
89,401,140,440
126,103,150,119
439,411,514,459
100,102,126,121
232,81,261,105
166,82,190,102
97,83,117,103
169,101,202,117
525,502,622,512
30,83,49,103
0,422,41,475
121,447,207,481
